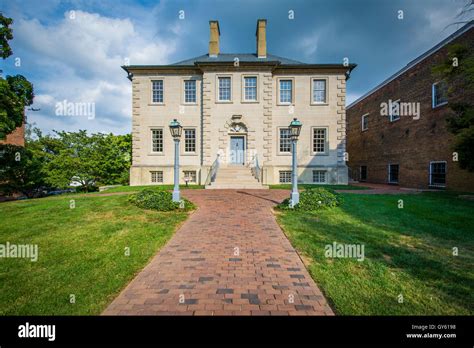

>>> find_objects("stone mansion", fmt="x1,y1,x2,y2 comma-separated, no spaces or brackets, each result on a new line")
123,19,355,187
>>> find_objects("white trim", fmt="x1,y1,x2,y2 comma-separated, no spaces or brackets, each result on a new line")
310,77,329,105
216,75,233,103
388,163,399,184
347,21,473,110
276,77,295,105
432,81,448,109
241,75,259,103
361,113,369,131
389,99,401,122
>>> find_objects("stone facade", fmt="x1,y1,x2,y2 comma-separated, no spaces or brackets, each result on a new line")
126,20,354,186
346,23,474,192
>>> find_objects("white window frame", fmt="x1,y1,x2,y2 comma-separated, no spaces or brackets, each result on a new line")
150,128,164,153
242,75,258,102
278,127,292,154
361,113,369,131
151,80,164,104
279,170,292,184
150,171,163,183
432,81,448,108
389,99,401,122
311,127,328,155
312,170,327,183
183,80,197,104
388,163,399,184
216,75,232,102
183,128,197,154
311,78,328,105
277,77,294,105
429,161,447,187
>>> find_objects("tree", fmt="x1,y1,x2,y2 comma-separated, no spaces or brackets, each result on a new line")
432,42,474,172
42,130,132,191
0,13,13,59
0,75,34,139
0,144,46,196
0,14,35,139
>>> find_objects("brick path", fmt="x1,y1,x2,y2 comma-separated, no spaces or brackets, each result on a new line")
103,189,334,316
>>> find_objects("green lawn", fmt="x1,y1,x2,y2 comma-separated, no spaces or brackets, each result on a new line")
269,184,370,190
276,192,474,315
0,193,189,315
99,184,204,193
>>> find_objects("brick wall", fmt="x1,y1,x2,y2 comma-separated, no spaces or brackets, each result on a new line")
347,26,474,192
0,124,25,147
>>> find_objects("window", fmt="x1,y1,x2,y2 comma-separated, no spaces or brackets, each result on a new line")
150,171,163,183
151,129,163,153
388,164,399,184
312,79,326,103
183,170,197,183
184,129,196,153
389,100,400,122
360,166,367,182
279,171,292,183
243,76,257,101
279,128,292,153
430,161,446,187
432,81,448,108
312,170,326,183
313,128,327,153
184,80,196,103
218,76,231,101
361,114,369,131
152,80,163,103
279,79,293,104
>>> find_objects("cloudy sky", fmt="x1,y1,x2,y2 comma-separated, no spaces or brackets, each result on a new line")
1,0,471,135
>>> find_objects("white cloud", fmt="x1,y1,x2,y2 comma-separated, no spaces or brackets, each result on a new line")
14,10,179,135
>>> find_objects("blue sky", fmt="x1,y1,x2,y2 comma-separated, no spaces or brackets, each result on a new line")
1,0,471,135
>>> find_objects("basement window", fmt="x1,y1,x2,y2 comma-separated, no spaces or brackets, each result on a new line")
429,161,446,187
312,170,326,183
388,164,399,184
279,171,292,184
360,166,367,182
151,171,163,183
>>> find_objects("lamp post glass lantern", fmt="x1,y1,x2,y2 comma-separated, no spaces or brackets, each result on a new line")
169,119,182,202
289,118,302,208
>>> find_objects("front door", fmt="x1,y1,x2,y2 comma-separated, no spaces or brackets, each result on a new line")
230,136,245,165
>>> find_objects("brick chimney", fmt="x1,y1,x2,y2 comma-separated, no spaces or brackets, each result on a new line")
208,20,220,57
256,19,267,58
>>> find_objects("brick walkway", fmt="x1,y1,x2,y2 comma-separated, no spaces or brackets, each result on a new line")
103,189,334,316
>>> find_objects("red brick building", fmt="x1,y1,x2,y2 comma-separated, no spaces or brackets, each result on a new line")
347,22,474,192
0,124,25,147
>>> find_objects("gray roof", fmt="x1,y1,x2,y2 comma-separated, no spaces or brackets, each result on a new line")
172,53,305,66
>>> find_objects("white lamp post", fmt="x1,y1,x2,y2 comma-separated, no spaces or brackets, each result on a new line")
289,118,302,208
169,119,183,202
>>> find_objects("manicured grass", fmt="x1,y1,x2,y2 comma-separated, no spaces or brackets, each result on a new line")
276,192,474,315
100,184,204,193
269,184,370,190
0,194,190,315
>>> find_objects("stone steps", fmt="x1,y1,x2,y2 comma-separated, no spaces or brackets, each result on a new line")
206,166,268,189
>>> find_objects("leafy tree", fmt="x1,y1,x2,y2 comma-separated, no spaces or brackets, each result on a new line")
0,14,35,139
0,144,46,196
42,130,131,191
432,42,474,172
0,75,34,139
0,13,13,59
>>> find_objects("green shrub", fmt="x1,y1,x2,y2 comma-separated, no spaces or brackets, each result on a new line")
277,188,343,211
128,189,195,211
